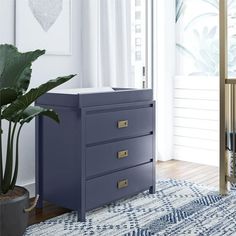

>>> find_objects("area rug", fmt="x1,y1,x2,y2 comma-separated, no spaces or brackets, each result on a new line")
25,179,236,236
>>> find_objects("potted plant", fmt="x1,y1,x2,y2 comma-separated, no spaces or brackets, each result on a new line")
0,44,75,236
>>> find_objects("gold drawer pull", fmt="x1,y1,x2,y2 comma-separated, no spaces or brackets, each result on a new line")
118,150,128,159
118,120,128,128
117,179,128,189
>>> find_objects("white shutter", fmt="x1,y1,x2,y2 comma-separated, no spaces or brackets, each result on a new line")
173,76,219,166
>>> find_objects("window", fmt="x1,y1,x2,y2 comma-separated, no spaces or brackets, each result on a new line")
176,0,236,77
131,0,147,88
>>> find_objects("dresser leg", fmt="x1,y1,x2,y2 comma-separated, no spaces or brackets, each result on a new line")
77,211,86,222
36,195,44,208
149,185,156,194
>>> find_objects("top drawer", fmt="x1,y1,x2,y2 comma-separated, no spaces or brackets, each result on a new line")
85,106,154,144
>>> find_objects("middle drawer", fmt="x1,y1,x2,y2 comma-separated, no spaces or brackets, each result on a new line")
86,135,153,178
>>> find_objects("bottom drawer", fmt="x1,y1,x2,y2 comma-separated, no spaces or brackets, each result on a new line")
86,162,153,210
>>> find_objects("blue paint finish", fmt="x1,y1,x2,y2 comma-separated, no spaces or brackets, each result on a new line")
86,106,153,144
86,163,153,210
35,116,44,209
35,88,156,221
36,88,153,108
150,101,156,194
86,135,153,178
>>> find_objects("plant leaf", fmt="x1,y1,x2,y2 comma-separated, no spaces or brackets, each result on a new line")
0,88,18,107
19,106,59,124
199,0,218,9
176,0,185,23
2,122,14,194
9,124,23,190
0,44,45,93
2,75,75,120
184,13,217,31
176,43,196,61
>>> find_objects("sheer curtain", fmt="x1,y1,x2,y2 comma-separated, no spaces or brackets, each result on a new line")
153,0,175,161
81,0,133,88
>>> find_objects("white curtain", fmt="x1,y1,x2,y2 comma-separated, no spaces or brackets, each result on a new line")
154,0,175,161
81,0,132,88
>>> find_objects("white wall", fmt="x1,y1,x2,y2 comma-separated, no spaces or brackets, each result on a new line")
0,0,82,196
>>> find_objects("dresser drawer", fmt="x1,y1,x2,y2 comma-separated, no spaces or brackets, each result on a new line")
86,135,153,178
86,162,153,210
86,106,153,144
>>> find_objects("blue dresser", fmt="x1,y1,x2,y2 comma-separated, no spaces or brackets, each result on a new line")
36,88,156,221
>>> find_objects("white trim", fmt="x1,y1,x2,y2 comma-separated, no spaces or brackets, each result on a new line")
147,0,153,89
22,182,35,198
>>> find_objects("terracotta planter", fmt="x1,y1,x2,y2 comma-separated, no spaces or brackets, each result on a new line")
0,187,29,236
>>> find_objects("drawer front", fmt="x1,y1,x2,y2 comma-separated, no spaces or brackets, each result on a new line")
86,135,153,178
86,107,153,144
86,162,153,210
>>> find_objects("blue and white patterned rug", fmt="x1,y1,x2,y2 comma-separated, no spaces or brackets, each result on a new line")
25,179,236,236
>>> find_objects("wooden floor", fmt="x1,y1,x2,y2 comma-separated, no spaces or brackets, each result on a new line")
29,160,219,226
156,160,219,189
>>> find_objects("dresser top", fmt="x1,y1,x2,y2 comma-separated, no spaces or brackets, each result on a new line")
49,87,115,95
36,88,153,108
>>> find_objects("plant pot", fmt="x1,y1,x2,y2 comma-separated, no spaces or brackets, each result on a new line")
0,186,29,236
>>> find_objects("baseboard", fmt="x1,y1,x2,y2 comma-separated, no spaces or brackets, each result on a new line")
22,182,35,198
157,155,173,162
